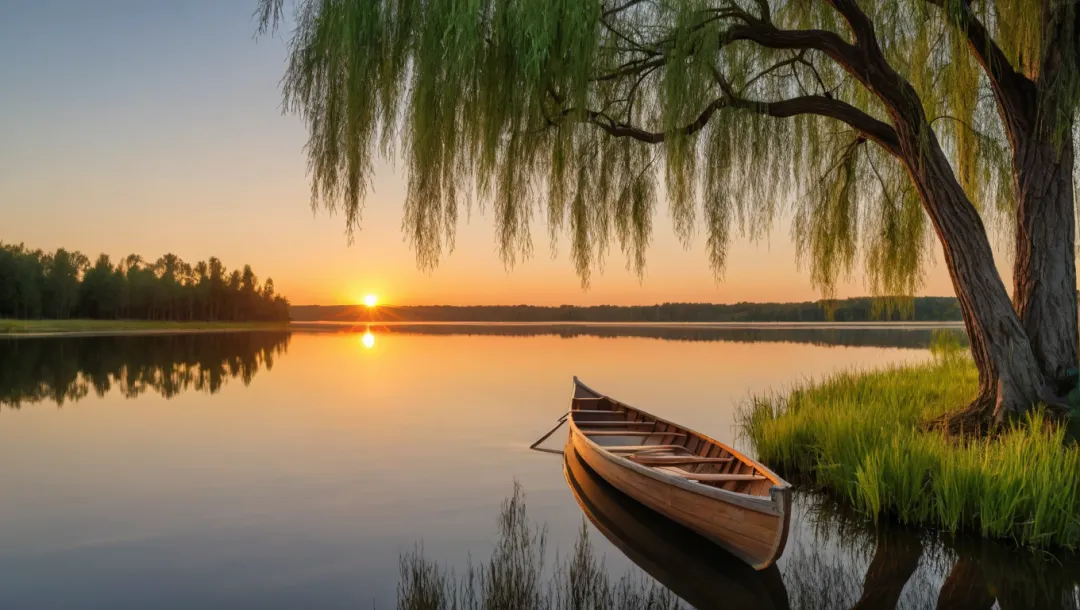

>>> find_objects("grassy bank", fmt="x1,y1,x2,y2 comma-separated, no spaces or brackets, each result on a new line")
0,319,288,335
739,343,1080,549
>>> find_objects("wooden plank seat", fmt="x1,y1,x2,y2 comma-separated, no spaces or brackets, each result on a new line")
627,455,734,466
603,444,694,454
583,430,688,437
655,467,766,482
571,409,626,415
574,421,656,427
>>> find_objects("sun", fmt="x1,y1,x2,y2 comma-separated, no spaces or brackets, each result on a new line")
363,294,378,307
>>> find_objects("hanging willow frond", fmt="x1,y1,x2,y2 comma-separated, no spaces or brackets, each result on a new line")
256,0,1078,297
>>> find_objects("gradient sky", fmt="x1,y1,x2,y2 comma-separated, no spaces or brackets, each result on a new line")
1,1,1004,306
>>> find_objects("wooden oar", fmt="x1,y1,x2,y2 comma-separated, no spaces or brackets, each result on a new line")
529,412,568,455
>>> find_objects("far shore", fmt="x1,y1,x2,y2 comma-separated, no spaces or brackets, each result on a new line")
291,320,967,331
0,319,289,338
1,318,968,339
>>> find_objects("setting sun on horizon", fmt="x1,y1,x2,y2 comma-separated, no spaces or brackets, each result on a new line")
363,294,379,308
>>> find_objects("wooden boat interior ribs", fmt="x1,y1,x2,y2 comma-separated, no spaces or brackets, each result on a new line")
570,396,776,494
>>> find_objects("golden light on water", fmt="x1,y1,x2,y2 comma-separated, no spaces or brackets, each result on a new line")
363,294,378,307
361,330,376,349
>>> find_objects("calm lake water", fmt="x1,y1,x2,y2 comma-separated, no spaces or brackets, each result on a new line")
1,325,1077,609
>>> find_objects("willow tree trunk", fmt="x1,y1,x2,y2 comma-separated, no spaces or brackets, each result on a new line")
1012,129,1079,395
894,118,1054,427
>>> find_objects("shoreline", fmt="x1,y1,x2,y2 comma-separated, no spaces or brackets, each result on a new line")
1,319,967,338
741,352,1080,550
291,320,967,331
0,320,289,338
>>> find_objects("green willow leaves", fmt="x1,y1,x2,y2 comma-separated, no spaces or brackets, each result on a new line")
258,0,1077,301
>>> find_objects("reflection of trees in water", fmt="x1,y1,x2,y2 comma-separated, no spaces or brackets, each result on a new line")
561,444,1077,609
782,499,940,610
784,495,1080,610
0,332,291,408
340,323,968,350
400,463,1079,609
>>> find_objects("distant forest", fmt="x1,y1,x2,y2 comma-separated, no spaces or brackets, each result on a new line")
292,297,964,323
0,243,290,322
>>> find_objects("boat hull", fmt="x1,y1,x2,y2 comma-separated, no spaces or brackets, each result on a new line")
570,428,791,570
563,444,791,609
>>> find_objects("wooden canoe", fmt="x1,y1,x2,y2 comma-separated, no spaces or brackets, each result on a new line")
563,443,791,609
567,377,792,570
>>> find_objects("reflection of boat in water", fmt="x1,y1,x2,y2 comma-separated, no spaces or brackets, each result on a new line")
564,445,790,609
568,377,791,569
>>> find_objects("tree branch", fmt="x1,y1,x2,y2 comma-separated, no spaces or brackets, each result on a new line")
731,95,901,155
578,98,728,143
569,94,901,156
823,0,881,50
725,4,939,141
742,51,807,93
923,0,1026,90
575,4,903,156
923,0,1035,135
592,56,666,82
725,23,857,58
723,21,868,86
603,0,646,19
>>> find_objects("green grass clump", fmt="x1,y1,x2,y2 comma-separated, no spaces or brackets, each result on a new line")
739,342,1080,549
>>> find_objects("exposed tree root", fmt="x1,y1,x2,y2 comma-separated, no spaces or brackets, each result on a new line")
928,390,1072,439
928,391,997,438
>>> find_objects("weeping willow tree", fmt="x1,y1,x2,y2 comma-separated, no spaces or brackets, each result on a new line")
257,0,1079,431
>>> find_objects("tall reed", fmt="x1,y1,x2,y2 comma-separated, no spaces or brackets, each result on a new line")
739,337,1080,548
397,482,684,610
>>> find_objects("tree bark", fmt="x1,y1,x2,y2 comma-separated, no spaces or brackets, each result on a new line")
893,117,1055,427
957,0,1080,397
805,0,1057,427
1012,134,1078,395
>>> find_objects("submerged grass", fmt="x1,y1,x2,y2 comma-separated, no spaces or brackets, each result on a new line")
739,335,1080,549
398,482,684,610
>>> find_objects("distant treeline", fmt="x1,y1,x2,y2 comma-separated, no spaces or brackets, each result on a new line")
0,243,290,322
292,297,963,323
0,332,290,408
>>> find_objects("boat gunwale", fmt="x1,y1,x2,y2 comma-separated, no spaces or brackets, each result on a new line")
568,377,790,517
